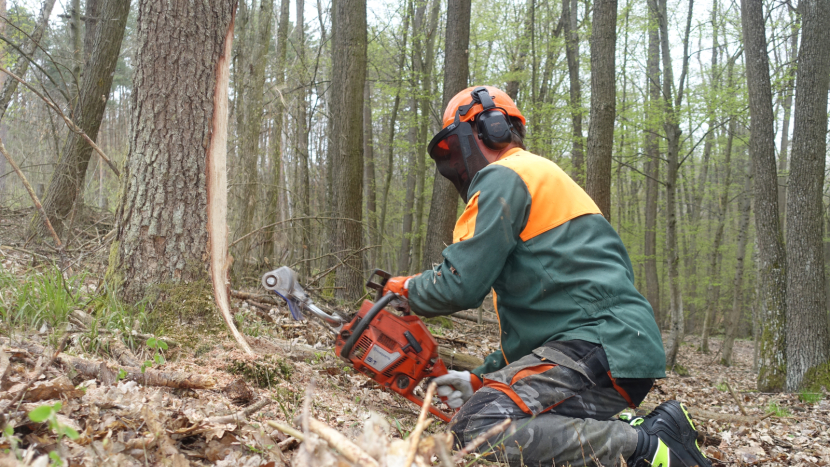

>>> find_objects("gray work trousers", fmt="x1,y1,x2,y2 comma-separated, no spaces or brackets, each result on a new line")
450,341,650,467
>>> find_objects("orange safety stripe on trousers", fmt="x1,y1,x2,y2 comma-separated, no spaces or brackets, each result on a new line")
482,377,572,416
607,371,635,408
510,364,557,385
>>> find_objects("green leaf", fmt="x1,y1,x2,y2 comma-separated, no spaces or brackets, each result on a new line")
154,355,165,365
147,337,157,349
141,361,153,373
117,368,128,381
60,426,80,440
52,402,62,411
48,450,63,465
158,340,168,351
28,405,53,423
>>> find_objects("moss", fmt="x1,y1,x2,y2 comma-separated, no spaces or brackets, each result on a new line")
226,356,293,388
423,316,454,329
150,279,225,349
669,363,690,376
802,361,830,393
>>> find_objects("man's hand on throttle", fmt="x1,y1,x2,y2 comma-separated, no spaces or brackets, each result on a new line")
383,275,418,298
433,370,483,409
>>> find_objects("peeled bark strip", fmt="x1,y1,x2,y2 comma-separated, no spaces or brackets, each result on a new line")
207,8,253,356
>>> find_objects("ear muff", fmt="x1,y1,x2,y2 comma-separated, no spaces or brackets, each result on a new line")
470,87,516,150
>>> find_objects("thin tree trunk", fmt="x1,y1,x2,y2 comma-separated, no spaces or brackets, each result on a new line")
295,0,311,278
661,0,693,370
34,0,130,239
68,0,82,107
562,0,583,184
422,0,470,270
330,0,367,300
644,0,661,324
785,0,830,391
363,81,378,266
741,0,788,392
584,0,617,220
777,20,798,223
235,0,275,274
722,159,754,366
399,0,422,274
109,0,236,304
0,0,58,122
263,0,291,262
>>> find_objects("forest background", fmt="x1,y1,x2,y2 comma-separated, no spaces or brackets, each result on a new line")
0,0,828,395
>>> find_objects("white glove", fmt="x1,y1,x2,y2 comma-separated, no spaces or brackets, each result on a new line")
433,370,475,409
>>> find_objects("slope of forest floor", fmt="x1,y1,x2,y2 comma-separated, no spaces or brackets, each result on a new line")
0,209,828,466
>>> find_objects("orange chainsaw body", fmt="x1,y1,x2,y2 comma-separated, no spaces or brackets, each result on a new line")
335,299,452,422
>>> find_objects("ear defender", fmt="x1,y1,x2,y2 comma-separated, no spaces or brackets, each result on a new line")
470,87,515,150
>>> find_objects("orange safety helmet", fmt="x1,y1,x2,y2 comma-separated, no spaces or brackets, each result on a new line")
441,85,526,129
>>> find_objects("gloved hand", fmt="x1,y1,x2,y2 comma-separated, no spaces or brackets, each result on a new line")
382,275,418,298
433,370,482,409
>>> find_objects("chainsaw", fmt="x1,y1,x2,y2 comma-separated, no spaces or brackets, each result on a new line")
261,266,454,422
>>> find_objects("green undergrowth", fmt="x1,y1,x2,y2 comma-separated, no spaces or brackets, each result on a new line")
802,361,830,394
226,355,293,388
0,265,84,334
766,400,791,417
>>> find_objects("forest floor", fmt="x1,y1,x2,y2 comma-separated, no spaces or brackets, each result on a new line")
0,207,829,466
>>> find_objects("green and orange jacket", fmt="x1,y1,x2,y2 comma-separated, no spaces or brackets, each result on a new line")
408,148,666,380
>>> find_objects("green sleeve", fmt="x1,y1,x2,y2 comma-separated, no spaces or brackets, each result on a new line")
407,165,530,314
472,350,506,378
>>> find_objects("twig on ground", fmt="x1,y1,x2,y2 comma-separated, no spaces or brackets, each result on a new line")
307,417,380,467
204,398,272,424
453,418,512,462
724,381,748,416
267,420,305,442
0,334,68,427
434,433,455,467
404,382,438,467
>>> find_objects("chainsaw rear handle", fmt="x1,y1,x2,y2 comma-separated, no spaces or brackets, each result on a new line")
365,269,392,301
339,292,396,359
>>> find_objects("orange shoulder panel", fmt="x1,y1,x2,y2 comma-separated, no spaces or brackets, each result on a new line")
452,190,480,243
492,150,601,241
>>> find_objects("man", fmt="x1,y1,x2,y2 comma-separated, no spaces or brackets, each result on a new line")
383,86,711,467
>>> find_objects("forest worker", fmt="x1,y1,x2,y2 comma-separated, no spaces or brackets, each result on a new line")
382,86,711,467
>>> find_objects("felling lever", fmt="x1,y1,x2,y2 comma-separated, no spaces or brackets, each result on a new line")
261,267,454,422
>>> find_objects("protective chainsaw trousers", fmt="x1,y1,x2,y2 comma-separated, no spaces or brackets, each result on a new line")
449,340,654,467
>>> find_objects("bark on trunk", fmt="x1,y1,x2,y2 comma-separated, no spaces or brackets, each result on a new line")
643,0,661,324
330,0,367,300
422,0,470,270
562,0,583,185
294,0,312,278
785,0,830,391
777,22,798,223
35,0,129,239
741,0,787,392
584,0,617,221
363,81,378,266
108,0,236,304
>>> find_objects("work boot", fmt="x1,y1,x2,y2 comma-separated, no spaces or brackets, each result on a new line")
627,400,712,467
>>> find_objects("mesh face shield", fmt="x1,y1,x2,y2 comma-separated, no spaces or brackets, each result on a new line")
427,119,488,203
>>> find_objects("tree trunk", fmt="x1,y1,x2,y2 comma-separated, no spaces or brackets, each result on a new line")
562,0,583,184
660,0,693,370
295,0,312,278
741,0,787,392
584,0,616,221
108,0,236,304
643,0,661,324
263,0,291,262
777,23,798,223
363,81,378,266
235,0,275,275
68,0,82,106
34,0,129,239
701,58,736,353
411,0,441,274
722,158,753,366
422,0,469,271
785,0,830,391
330,0,367,301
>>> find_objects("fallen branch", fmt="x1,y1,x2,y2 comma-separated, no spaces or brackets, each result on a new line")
724,381,748,416
452,311,498,325
307,417,380,467
438,347,483,372
204,398,272,425
0,136,65,254
0,334,67,427
453,418,512,462
231,289,282,306
404,382,438,467
267,420,305,441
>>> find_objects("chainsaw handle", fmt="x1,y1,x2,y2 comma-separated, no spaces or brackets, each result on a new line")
339,292,396,359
